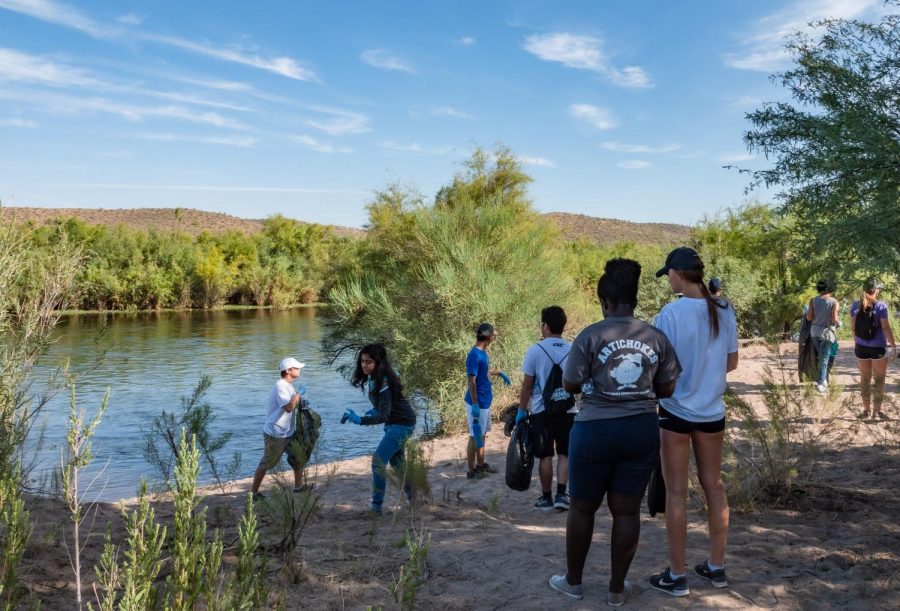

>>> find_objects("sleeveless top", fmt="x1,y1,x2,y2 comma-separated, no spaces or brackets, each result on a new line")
810,295,837,339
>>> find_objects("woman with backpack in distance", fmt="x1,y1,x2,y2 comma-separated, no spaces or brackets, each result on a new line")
851,278,896,419
548,259,681,606
649,247,738,598
340,344,417,515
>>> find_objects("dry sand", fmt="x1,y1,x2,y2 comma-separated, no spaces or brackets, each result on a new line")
18,341,900,609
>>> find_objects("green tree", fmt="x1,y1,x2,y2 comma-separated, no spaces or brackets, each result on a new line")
743,6,900,278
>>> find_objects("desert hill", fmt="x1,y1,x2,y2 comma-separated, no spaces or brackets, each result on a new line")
4,207,690,246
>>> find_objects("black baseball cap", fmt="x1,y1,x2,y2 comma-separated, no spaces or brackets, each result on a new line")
708,277,722,292
656,247,704,278
476,322,496,338
864,278,884,292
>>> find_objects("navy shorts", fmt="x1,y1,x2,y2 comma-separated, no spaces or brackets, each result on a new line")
568,413,659,502
530,410,575,459
658,405,725,434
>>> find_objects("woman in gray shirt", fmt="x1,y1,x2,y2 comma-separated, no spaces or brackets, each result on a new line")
806,279,840,393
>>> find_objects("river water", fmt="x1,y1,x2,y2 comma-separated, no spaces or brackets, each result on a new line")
30,308,421,501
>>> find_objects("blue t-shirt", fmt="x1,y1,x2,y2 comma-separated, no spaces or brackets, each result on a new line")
463,346,492,409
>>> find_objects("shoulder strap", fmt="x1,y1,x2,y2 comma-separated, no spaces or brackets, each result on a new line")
536,342,568,365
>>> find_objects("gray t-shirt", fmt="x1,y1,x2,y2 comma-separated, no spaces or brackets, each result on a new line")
564,316,682,421
809,295,837,339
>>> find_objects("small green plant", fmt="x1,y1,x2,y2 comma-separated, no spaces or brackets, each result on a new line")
220,495,269,609
388,437,432,508
487,492,502,514
390,526,431,610
265,483,321,584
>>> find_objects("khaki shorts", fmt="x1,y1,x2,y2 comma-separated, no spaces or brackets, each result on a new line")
257,433,307,471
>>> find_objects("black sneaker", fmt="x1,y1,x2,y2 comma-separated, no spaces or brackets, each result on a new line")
476,463,497,474
553,493,570,511
694,560,728,588
534,495,555,511
466,470,486,480
649,567,690,597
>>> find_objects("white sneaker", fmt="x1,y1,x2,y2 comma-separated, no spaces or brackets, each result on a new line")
815,383,827,395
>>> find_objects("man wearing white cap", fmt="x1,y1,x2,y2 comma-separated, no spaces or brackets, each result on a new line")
250,357,307,498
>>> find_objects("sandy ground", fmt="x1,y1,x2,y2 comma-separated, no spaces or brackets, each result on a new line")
18,341,900,609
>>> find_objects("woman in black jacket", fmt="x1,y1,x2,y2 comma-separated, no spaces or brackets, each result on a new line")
342,343,417,514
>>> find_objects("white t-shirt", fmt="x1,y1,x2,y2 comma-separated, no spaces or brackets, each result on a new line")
521,337,572,414
263,378,297,438
654,297,738,422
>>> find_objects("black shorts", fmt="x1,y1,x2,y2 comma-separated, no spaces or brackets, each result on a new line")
855,344,886,360
658,405,725,435
531,410,575,459
568,413,659,501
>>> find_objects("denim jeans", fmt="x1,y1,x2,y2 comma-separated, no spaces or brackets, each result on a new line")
814,337,833,385
371,424,415,509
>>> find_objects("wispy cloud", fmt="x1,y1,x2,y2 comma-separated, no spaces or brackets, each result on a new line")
360,49,415,73
720,152,755,162
599,141,681,154
520,155,555,168
51,183,366,195
617,160,650,170
0,47,98,87
524,32,653,89
116,12,143,26
139,133,258,147
725,0,882,72
0,0,318,81
306,106,370,136
0,117,38,127
430,106,473,119
569,104,616,130
294,134,353,154
454,36,476,46
382,141,455,155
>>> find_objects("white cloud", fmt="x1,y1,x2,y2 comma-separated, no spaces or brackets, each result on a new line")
306,106,371,136
569,104,616,130
720,152,755,162
0,0,110,37
0,47,98,87
617,160,650,170
524,32,653,89
116,12,143,25
360,49,415,73
382,141,455,155
599,141,681,154
454,36,476,46
0,117,38,127
293,134,353,154
140,133,258,147
430,106,473,119
725,0,883,72
520,156,555,168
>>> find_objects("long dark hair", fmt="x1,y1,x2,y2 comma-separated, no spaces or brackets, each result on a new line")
351,343,404,395
680,269,728,338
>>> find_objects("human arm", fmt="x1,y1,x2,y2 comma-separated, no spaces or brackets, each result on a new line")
517,374,535,423
727,352,739,373
882,309,896,359
359,385,392,425
653,378,677,399
279,385,301,414
467,375,479,416
806,299,815,321
831,299,840,326
490,369,512,385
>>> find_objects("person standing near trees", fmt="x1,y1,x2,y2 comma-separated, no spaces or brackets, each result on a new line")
649,247,738,598
548,259,681,605
341,344,417,515
250,357,307,500
807,279,840,394
515,305,575,511
851,278,897,419
464,323,511,479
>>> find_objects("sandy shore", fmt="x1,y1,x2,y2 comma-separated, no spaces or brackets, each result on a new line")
19,341,900,609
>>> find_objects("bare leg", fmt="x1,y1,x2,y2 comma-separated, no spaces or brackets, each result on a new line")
660,429,691,572
293,468,303,489
557,454,569,486
858,358,873,416
872,357,888,416
565,498,603,584
477,434,487,466
251,468,266,494
539,457,553,493
692,430,729,566
607,493,642,593
466,436,476,472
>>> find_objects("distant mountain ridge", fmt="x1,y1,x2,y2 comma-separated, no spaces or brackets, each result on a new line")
4,207,690,246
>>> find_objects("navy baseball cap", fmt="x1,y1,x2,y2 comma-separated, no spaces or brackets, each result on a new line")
656,247,704,278
708,277,722,292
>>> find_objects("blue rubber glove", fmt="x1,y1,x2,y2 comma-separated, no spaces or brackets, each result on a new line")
469,403,480,420
342,409,361,425
363,409,378,418
515,408,528,425
498,371,511,386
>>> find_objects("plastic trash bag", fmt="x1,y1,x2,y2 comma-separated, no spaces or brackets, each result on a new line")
505,419,535,492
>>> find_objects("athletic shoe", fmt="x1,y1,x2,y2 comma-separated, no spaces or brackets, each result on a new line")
249,491,266,501
607,580,632,606
694,560,728,588
534,496,555,511
466,470,485,480
370,504,382,515
549,574,584,600
476,463,497,474
649,567,690,597
553,493,570,511
815,383,827,395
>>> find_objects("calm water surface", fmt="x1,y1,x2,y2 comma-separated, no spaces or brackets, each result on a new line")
31,308,417,501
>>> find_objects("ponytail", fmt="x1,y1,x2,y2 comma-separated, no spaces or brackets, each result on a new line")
682,269,727,338
860,289,877,312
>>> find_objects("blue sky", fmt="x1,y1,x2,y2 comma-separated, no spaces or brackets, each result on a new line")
0,0,890,228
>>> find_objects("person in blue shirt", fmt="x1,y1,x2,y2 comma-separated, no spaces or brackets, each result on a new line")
464,322,511,479
341,343,417,515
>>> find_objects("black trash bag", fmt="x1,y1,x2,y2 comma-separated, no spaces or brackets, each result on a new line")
505,419,535,492
647,453,666,517
797,317,819,383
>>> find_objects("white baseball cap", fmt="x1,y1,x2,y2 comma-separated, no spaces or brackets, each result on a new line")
279,357,305,371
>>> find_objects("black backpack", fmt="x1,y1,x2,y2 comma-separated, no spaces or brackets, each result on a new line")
536,344,575,415
505,419,534,491
855,306,879,340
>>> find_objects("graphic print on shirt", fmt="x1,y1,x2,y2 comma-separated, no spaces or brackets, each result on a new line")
610,353,644,389
594,338,658,398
